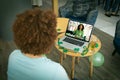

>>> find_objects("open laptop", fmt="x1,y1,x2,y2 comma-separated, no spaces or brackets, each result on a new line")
58,19,94,53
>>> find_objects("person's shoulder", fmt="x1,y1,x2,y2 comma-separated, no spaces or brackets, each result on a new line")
44,57,64,69
11,49,21,54
46,59,65,71
9,49,21,58
45,57,61,66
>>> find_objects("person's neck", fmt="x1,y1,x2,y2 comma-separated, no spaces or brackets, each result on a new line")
24,53,43,58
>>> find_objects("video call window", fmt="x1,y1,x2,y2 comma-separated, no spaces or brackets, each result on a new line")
65,20,93,42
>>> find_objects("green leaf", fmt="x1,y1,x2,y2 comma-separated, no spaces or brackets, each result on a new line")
59,46,64,49
57,29,61,31
81,48,88,56
95,43,99,48
63,48,68,53
58,38,60,43
58,41,63,46
74,48,80,53
83,46,87,49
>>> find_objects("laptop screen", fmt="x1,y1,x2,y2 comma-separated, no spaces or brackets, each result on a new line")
65,20,93,42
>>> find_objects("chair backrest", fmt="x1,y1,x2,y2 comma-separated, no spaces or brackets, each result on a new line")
115,19,120,38
114,19,120,48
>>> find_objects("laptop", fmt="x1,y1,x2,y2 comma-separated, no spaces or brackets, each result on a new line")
58,19,94,53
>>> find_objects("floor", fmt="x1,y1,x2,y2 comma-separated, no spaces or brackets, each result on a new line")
95,5,120,37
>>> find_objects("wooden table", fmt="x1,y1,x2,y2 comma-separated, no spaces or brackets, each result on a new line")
56,18,101,79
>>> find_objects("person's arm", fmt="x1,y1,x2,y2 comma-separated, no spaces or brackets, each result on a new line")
81,31,84,38
73,29,77,35
86,0,98,25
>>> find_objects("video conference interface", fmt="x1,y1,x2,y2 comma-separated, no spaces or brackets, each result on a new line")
65,20,93,42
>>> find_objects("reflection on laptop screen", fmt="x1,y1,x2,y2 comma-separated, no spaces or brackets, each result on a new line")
65,20,93,42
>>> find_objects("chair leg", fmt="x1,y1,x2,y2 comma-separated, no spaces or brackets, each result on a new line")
112,49,117,56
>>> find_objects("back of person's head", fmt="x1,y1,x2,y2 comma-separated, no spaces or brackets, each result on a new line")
13,8,57,55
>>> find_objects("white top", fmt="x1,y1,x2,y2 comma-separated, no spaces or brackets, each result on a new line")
7,50,69,80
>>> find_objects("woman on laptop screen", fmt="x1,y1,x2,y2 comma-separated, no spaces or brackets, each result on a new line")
74,24,84,39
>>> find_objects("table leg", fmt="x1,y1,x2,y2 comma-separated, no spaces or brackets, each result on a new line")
71,56,75,79
60,53,63,64
63,54,67,59
77,57,80,64
89,55,93,78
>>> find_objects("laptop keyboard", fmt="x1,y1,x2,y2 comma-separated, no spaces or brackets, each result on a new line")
63,37,84,46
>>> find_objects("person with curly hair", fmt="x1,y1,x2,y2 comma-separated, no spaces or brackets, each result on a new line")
7,8,69,80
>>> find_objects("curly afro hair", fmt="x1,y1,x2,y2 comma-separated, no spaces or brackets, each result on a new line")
13,8,57,55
